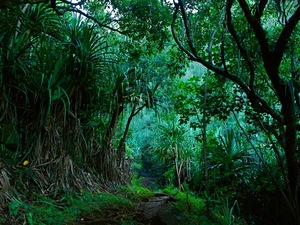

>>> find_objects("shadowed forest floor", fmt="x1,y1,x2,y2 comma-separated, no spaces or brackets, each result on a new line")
138,193,182,225
0,175,226,225
74,178,184,225
75,193,181,225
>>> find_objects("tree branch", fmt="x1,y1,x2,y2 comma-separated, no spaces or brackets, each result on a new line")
171,2,197,60
273,6,300,69
221,21,228,72
58,8,124,34
208,12,222,64
60,0,84,6
254,0,269,22
172,0,283,124
226,0,255,88
177,0,201,59
238,0,271,60
238,0,285,97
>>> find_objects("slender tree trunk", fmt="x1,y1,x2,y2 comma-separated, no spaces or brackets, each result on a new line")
175,160,184,190
173,146,182,189
203,71,209,195
118,104,144,153
176,163,181,189
117,104,144,181
103,105,123,150
202,70,210,215
285,119,297,195
117,105,137,159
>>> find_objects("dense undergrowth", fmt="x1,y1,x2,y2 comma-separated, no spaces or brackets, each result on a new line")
0,175,247,225
162,186,246,225
1,190,133,224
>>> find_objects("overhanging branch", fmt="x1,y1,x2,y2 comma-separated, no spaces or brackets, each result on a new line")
61,8,124,34
172,0,284,124
273,6,300,69
254,0,269,22
49,1,124,34
238,0,271,60
226,0,255,88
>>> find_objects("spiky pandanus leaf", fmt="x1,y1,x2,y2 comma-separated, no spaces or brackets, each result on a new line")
0,3,113,191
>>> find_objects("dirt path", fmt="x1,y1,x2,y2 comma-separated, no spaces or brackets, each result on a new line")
73,193,183,225
75,193,183,225
137,193,183,225
75,178,184,225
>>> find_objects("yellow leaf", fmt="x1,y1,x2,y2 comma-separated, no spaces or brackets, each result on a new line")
23,160,29,166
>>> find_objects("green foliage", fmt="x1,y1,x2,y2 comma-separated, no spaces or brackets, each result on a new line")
172,4,300,222
126,110,157,154
151,113,195,160
162,186,221,225
26,191,133,225
1,0,299,224
174,72,243,128
214,198,245,225
117,175,154,200
111,0,172,47
163,186,205,214
6,199,33,225
207,125,254,198
0,2,119,187
150,113,197,187
28,197,67,225
162,185,246,224
8,200,28,217
131,161,142,170
163,166,176,184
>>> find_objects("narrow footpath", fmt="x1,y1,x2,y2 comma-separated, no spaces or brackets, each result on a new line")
137,192,183,225
75,192,183,225
75,177,185,225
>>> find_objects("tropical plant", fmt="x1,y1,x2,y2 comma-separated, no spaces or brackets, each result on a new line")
0,3,113,193
209,126,253,197
151,114,195,189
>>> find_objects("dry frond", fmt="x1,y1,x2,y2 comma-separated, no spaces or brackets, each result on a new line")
0,166,17,202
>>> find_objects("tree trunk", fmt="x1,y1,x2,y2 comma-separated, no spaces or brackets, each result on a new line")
203,70,210,215
173,146,182,189
118,104,144,154
96,104,123,180
282,82,299,224
203,70,209,195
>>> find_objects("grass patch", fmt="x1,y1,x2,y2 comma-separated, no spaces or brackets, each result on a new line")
162,186,205,214
162,186,247,225
3,175,152,225
162,186,221,225
115,175,154,201
27,191,133,225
